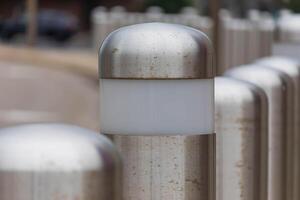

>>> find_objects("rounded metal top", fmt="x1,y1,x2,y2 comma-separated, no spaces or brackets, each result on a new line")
99,23,215,79
225,64,289,88
0,124,120,171
257,57,300,78
215,77,267,107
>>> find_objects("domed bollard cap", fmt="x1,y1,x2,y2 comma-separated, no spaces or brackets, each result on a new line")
0,124,121,200
99,23,215,135
99,22,215,79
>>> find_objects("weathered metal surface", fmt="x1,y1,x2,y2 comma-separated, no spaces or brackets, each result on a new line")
0,124,121,200
109,134,215,200
226,65,295,200
257,57,300,200
215,77,268,200
99,22,216,200
99,23,215,79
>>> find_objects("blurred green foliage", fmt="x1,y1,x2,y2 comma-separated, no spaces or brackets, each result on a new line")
286,0,300,13
144,0,193,13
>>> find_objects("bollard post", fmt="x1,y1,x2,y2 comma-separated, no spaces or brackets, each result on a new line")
226,65,295,200
257,13,275,57
230,20,248,67
181,6,199,15
218,11,232,75
99,23,216,200
256,57,300,200
92,7,110,50
215,77,268,200
109,6,127,31
145,6,163,22
0,124,121,200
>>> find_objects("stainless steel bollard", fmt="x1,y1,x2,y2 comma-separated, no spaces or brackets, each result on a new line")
92,7,111,49
230,20,248,67
218,13,232,75
99,23,216,200
226,65,295,200
215,77,268,200
181,6,199,15
109,6,127,31
145,6,163,23
0,124,121,200
256,57,300,200
257,14,274,57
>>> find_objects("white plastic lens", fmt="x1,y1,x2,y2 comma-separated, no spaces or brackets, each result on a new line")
100,79,214,136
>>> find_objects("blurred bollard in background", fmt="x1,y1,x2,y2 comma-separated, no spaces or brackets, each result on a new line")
0,124,121,200
277,13,300,43
226,65,295,200
91,6,213,50
217,12,275,75
256,57,300,200
215,77,268,200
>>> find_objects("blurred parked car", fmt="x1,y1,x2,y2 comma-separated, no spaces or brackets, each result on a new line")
0,18,3,30
0,10,79,42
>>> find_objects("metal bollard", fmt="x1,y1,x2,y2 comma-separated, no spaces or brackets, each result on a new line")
226,65,295,200
0,124,121,200
256,57,300,200
92,7,111,50
215,77,268,200
109,6,127,31
245,21,260,63
230,20,248,67
257,13,275,57
99,23,216,200
181,6,199,15
218,13,232,75
145,6,163,23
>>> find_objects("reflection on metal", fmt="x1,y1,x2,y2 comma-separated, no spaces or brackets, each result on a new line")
215,77,268,200
256,57,300,200
0,124,121,200
226,65,295,200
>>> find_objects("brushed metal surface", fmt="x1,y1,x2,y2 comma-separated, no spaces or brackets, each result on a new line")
0,124,121,200
256,57,300,200
99,23,215,79
109,134,215,200
226,65,295,200
215,77,268,200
